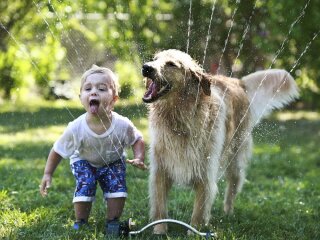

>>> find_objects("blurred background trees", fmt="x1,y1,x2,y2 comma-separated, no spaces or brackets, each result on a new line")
0,0,319,109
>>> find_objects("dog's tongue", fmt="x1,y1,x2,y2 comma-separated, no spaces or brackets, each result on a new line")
90,102,99,114
144,82,158,99
151,82,158,97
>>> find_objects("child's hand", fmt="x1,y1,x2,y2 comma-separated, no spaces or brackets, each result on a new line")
40,174,52,197
126,158,148,170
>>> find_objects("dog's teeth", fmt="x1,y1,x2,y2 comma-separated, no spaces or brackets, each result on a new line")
144,77,153,89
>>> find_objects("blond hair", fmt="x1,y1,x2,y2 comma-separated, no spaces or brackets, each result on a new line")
80,65,120,97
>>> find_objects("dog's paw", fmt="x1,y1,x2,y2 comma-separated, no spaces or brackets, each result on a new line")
153,223,167,235
223,203,234,215
187,229,195,236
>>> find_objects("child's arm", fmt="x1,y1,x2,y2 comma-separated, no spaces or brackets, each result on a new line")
126,139,147,170
40,149,62,196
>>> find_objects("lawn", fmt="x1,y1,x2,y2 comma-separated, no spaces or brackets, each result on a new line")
0,100,319,240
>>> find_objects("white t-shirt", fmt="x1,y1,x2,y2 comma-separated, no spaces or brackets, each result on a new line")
53,111,142,167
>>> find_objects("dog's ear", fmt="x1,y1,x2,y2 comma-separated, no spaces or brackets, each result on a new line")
200,75,211,96
191,71,211,96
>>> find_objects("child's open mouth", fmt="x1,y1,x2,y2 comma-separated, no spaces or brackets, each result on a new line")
89,99,100,114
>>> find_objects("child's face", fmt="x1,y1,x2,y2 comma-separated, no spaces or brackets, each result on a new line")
80,73,118,116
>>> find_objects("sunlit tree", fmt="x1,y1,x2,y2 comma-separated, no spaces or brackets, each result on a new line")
0,0,319,107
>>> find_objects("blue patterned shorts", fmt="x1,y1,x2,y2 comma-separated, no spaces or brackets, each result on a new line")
71,159,127,202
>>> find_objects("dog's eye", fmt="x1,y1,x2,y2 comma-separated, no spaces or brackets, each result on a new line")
166,61,177,67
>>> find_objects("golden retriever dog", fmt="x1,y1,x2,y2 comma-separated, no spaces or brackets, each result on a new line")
141,49,299,234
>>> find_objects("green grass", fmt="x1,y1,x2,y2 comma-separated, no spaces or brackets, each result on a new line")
0,99,319,239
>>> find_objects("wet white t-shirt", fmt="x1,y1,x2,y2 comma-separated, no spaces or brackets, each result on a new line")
53,111,142,167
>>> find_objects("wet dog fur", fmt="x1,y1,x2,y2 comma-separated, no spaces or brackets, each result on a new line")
141,49,299,234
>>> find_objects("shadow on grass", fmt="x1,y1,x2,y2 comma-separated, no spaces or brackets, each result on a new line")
0,142,52,160
0,104,147,134
0,107,83,133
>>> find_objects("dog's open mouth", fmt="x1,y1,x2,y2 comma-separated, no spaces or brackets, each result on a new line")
142,78,171,103
89,99,100,114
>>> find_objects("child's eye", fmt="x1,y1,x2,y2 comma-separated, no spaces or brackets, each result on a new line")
98,84,108,91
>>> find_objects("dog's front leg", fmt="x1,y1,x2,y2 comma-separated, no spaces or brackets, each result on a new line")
149,166,172,234
191,180,217,227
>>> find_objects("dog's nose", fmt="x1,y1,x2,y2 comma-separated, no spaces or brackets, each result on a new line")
142,64,154,77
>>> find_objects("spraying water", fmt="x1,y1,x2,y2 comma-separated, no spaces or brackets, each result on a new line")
47,0,86,71
229,0,258,78
186,0,193,54
0,20,77,118
32,0,77,75
217,0,314,179
202,0,218,67
217,0,242,74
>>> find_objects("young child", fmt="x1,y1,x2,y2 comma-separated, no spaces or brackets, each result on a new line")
40,65,146,234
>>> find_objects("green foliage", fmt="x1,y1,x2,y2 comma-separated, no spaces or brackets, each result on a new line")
114,61,144,99
0,44,32,99
0,0,320,107
0,50,15,98
100,0,173,60
0,0,70,99
296,68,320,108
0,100,319,239
163,0,320,108
32,35,68,98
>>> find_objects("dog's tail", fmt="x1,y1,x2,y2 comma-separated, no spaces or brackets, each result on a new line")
242,69,299,123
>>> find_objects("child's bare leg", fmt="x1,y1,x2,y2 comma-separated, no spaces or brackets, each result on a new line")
106,197,125,220
74,202,92,221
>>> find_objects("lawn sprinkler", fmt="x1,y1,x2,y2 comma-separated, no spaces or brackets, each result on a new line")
107,218,217,239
